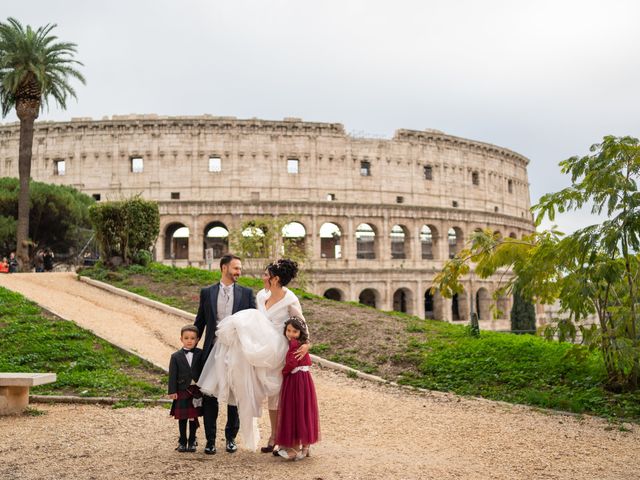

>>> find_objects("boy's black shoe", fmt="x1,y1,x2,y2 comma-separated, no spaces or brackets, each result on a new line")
226,439,237,453
204,441,216,455
176,443,187,453
188,434,197,450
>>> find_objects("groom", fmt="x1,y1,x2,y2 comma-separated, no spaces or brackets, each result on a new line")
194,253,256,455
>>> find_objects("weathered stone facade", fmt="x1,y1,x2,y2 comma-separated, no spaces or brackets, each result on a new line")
0,115,535,329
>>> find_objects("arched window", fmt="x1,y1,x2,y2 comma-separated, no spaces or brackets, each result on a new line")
204,222,229,259
451,289,468,321
420,225,437,260
452,293,460,320
390,225,407,259
164,223,189,260
356,223,376,259
476,288,491,320
472,171,480,185
425,290,435,319
323,288,343,301
282,221,306,255
448,227,463,259
241,224,267,258
320,222,342,259
393,288,412,314
359,288,377,308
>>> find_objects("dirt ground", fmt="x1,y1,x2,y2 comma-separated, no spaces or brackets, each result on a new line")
1,272,639,480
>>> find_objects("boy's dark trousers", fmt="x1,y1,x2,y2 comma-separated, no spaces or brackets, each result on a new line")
202,395,239,444
179,419,198,445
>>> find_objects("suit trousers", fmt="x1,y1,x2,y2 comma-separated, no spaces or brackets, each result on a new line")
202,394,240,443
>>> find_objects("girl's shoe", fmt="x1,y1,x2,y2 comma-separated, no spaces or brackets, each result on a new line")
302,445,311,457
278,448,303,461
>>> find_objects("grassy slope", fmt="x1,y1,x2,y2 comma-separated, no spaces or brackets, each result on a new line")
78,263,640,420
0,286,166,399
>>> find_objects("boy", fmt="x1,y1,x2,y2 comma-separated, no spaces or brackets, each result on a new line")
168,325,204,452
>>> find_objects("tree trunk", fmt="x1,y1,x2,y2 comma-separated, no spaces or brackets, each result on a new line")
15,97,40,271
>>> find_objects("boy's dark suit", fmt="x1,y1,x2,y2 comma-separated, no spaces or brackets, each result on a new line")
194,282,256,450
168,348,203,395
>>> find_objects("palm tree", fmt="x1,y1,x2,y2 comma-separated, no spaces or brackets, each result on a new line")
0,17,85,270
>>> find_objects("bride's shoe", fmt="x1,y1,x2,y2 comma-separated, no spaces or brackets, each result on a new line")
261,438,275,453
302,445,310,457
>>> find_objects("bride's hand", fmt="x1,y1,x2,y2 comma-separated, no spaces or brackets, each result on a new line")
294,342,310,360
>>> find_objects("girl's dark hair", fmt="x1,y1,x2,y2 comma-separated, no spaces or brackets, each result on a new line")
266,258,298,286
284,316,308,344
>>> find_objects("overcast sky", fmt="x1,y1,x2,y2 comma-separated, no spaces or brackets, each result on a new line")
4,1,639,232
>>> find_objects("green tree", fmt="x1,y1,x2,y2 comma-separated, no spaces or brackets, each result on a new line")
89,197,159,267
0,17,85,270
0,177,94,259
434,136,640,391
228,217,309,285
510,287,536,334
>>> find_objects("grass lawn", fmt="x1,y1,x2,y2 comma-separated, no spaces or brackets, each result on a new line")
0,286,166,399
79,263,640,421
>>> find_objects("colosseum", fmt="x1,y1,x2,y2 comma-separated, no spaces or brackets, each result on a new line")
0,115,535,329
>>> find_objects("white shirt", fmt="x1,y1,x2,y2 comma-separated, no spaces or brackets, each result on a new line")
184,351,193,367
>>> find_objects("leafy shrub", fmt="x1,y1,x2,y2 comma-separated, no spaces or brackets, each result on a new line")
133,249,153,266
89,196,159,266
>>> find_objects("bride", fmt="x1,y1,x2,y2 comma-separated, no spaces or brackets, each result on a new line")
197,259,310,451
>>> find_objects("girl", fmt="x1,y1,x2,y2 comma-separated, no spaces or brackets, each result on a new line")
258,259,310,454
276,316,320,460
168,325,204,452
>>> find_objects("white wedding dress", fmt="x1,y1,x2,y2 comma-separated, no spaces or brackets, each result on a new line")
197,287,302,451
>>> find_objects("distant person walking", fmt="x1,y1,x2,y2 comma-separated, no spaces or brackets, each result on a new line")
34,250,45,272
43,249,54,272
8,252,18,273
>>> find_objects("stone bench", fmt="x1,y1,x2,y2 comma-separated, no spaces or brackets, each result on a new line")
0,373,57,415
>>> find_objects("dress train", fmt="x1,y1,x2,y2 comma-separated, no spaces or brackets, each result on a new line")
197,308,288,451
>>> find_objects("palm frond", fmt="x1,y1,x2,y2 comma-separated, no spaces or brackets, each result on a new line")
0,16,85,117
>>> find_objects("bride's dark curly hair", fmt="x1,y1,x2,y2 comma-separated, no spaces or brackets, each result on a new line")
266,258,298,286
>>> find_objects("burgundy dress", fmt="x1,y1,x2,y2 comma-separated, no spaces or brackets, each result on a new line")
275,339,320,447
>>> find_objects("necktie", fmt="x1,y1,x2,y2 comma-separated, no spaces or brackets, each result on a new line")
223,285,232,302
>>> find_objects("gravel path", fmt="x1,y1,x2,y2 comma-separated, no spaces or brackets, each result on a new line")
1,272,639,480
